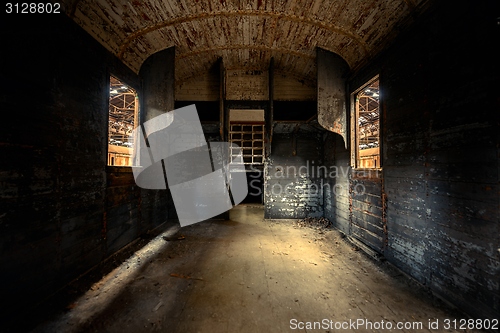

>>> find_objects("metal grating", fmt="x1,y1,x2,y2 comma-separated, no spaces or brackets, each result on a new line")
229,123,264,165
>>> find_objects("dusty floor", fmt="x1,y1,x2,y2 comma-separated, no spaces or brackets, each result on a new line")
33,205,478,333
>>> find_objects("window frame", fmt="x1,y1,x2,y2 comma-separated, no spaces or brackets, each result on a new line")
350,75,381,171
107,74,140,167
228,109,265,167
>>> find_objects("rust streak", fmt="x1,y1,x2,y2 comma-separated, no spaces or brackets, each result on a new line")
117,10,370,60
176,44,314,60
176,66,316,88
401,0,416,10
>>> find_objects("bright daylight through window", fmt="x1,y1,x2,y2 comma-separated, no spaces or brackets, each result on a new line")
354,77,380,169
107,76,138,166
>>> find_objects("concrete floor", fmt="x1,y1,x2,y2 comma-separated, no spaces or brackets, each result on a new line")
34,205,477,333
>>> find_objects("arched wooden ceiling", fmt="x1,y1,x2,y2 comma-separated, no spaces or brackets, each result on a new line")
62,0,429,84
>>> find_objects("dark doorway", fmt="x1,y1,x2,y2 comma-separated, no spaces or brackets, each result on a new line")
242,170,263,203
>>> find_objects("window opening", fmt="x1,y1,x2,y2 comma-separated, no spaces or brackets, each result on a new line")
108,76,138,166
354,78,380,169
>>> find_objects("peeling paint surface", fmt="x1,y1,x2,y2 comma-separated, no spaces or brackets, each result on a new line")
265,130,324,219
317,48,350,145
61,0,430,84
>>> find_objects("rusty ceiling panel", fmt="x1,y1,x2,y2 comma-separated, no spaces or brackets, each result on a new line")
62,0,430,84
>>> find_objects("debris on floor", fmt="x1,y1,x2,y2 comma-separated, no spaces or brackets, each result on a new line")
170,273,203,281
30,206,482,333
152,301,163,312
163,235,186,241
294,217,332,230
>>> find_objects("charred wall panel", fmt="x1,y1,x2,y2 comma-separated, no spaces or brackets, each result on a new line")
139,47,176,120
139,47,177,222
323,135,386,250
0,15,174,327
346,0,499,320
350,171,385,253
323,133,351,234
317,48,350,147
0,15,109,321
265,129,324,219
105,167,141,256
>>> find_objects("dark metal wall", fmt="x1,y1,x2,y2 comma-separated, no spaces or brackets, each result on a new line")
325,0,499,320
323,135,386,252
140,47,176,121
138,47,178,220
0,0,497,325
0,15,175,326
